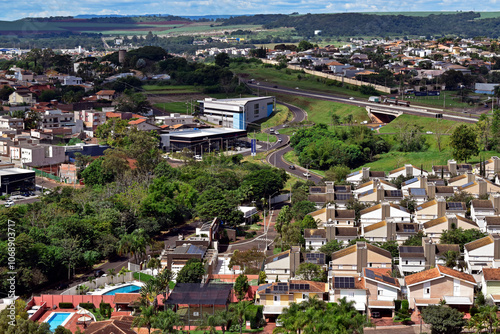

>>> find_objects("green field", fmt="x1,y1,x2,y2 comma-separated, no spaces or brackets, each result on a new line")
143,85,200,94
275,94,370,124
248,132,277,142
378,114,463,134
154,102,192,114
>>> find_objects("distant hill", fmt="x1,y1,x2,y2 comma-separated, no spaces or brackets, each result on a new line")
74,14,244,20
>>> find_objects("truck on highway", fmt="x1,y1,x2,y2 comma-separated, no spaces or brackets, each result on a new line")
368,96,381,103
383,98,410,107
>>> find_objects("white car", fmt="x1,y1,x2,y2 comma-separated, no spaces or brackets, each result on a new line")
426,131,433,134
4,199,14,207
349,97,355,100
193,155,202,160
278,138,282,143
303,172,311,178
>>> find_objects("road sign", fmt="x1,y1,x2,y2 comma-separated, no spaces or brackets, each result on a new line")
251,139,257,156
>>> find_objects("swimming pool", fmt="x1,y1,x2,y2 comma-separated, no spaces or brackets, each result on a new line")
103,284,142,295
46,312,72,332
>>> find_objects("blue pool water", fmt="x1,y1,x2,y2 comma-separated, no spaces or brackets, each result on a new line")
103,284,141,295
47,312,71,332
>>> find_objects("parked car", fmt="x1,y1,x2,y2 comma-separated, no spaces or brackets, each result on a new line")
371,311,381,318
193,155,202,160
94,269,105,277
4,199,14,207
289,165,296,170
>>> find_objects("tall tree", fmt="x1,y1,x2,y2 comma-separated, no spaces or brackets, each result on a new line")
132,305,156,334
449,124,479,162
176,258,205,283
421,305,466,334
234,273,249,301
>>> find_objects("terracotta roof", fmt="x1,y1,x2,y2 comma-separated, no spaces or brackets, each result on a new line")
113,293,141,305
437,265,476,284
304,229,326,239
472,200,493,209
128,118,147,125
464,235,493,252
171,124,185,129
96,90,116,96
483,268,500,281
331,244,356,260
310,208,326,217
363,220,386,233
83,317,136,334
335,227,358,237
405,267,441,286
288,280,327,293
159,124,169,129
486,216,500,226
368,300,395,307
423,216,447,229
416,200,437,211
435,244,460,256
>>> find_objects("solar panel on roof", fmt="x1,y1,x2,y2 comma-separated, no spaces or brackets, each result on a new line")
403,224,415,233
187,245,205,255
410,188,427,196
365,269,375,279
448,202,463,210
305,253,325,264
399,246,423,253
382,276,396,284
387,190,402,197
461,181,474,188
336,194,352,200
334,277,355,289
404,177,418,185
310,187,323,193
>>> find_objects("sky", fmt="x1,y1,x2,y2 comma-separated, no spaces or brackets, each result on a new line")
0,0,498,21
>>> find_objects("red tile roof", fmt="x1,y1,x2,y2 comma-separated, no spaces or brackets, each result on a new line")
483,268,500,281
437,265,476,284
404,267,441,286
128,118,147,125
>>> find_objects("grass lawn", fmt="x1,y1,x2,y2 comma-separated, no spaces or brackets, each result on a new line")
275,94,370,124
260,104,293,129
378,114,464,134
248,132,277,142
242,152,267,164
154,102,191,114
142,85,200,94
409,90,483,110
283,151,325,177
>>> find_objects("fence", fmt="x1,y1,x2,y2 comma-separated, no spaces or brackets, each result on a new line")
261,59,392,94
27,166,61,182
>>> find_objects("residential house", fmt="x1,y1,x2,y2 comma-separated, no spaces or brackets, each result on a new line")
479,156,500,179
9,91,34,105
431,159,471,178
456,179,500,197
423,215,478,242
387,164,428,180
163,243,208,278
74,110,107,131
415,198,466,224
128,118,161,132
346,167,386,186
95,90,117,101
304,229,327,251
481,268,500,304
60,75,83,86
308,182,353,207
323,224,358,245
359,203,411,228
256,280,328,320
0,116,24,131
464,235,500,274
362,220,418,244
354,179,397,196
326,61,351,74
364,268,401,317
330,242,392,275
329,273,367,312
263,246,301,282
471,199,497,231
308,206,355,227
405,265,476,310
40,109,75,131
448,172,475,188
485,217,500,234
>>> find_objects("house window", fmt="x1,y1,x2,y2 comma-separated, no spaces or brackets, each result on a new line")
347,221,350,224
405,260,408,265
381,263,386,268
378,289,383,296
369,263,373,267
425,288,430,294
284,269,288,274
419,261,422,265
352,265,357,270
338,265,343,269
309,241,312,245
302,294,309,300
274,296,279,301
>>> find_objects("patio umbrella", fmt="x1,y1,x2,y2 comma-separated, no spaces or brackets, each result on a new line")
76,308,91,315
78,315,92,322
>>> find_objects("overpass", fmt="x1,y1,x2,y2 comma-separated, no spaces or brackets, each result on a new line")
366,106,403,123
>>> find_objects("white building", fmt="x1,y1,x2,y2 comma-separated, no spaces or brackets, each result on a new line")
199,96,276,130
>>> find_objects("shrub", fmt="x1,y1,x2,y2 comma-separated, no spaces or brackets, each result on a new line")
59,302,74,309
79,302,96,310
245,305,264,329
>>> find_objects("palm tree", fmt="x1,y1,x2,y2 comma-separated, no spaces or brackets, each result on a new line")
132,305,156,334
147,257,162,275
88,276,95,290
443,250,460,268
107,268,116,284
118,267,131,284
196,313,222,334
157,269,174,311
230,301,252,334
469,305,499,334
151,309,183,334
140,278,161,309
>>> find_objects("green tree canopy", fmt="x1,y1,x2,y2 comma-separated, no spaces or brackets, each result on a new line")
176,258,205,283
450,124,479,162
421,305,466,334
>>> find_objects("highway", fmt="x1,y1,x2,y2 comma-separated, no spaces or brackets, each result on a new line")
249,83,480,124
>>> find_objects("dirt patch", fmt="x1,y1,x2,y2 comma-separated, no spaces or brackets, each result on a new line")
137,21,191,25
